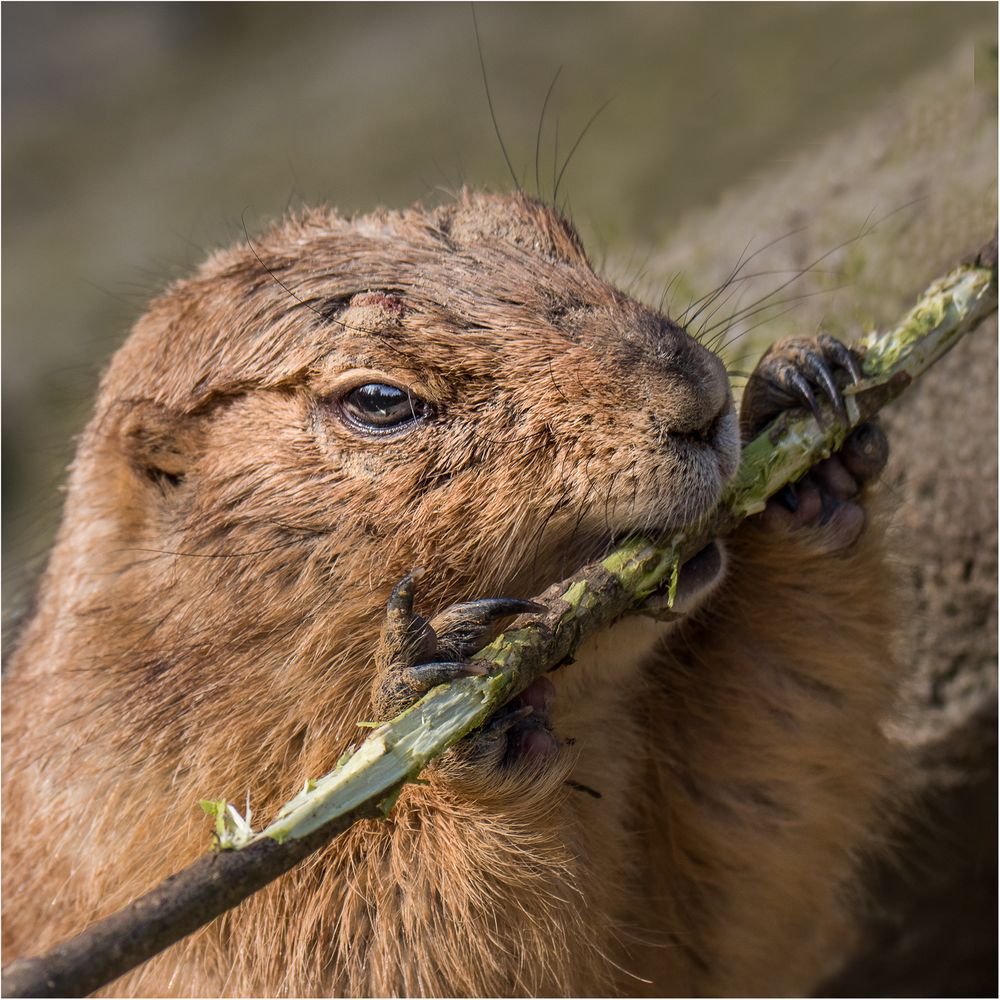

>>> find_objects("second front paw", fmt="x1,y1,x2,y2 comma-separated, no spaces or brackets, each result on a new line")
757,422,888,551
741,335,889,551
370,573,558,770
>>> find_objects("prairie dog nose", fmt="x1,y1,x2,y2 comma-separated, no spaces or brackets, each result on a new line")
657,339,732,438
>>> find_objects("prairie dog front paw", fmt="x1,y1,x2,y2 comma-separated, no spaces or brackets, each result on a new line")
370,573,557,772
741,336,889,551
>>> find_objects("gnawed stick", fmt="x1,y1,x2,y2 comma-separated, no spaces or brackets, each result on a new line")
3,241,995,1000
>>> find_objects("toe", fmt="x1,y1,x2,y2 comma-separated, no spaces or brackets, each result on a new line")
812,456,859,502
386,570,424,616
791,477,823,526
840,421,889,482
818,333,863,384
817,501,866,552
406,660,489,689
741,335,862,439
429,597,545,660
508,724,560,764
799,348,847,424
509,677,555,720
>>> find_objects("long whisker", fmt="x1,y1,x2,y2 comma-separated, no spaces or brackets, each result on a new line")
703,285,848,347
715,302,804,357
554,98,613,203
678,227,807,325
472,4,519,192
698,199,923,344
242,211,323,322
535,66,563,199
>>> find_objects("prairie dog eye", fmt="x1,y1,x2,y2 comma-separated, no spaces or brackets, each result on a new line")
339,383,431,434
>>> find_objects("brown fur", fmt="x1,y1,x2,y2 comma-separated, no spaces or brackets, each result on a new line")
2,191,898,996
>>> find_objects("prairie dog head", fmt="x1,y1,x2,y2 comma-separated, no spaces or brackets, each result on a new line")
40,191,738,770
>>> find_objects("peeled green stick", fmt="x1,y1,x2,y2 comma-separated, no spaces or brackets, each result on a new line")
3,241,995,1000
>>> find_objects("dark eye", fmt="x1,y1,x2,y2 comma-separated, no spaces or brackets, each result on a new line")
339,383,430,434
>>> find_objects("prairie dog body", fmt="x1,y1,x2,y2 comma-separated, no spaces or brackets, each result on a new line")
2,191,897,996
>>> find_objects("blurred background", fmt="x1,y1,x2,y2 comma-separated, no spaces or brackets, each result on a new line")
3,2,994,618
3,4,997,994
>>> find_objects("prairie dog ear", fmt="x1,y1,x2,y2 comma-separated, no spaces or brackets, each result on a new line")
117,401,203,487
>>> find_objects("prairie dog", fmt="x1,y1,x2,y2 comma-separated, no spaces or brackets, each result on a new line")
2,191,896,996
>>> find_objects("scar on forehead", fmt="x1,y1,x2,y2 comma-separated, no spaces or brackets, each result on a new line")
330,292,411,339
350,291,408,317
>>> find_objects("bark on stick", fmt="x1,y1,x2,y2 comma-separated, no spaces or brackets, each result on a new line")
2,243,995,1000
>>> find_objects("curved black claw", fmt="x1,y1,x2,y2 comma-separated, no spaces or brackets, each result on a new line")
800,348,847,425
381,570,436,665
371,575,545,721
428,598,546,660
740,335,863,440
406,660,489,686
817,333,862,385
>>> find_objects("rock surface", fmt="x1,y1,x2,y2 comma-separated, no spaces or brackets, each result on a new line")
642,40,997,996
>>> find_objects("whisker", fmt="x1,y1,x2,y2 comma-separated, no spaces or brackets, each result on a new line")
241,211,323,322
699,202,919,345
716,302,804,356
535,66,563,199
472,4,519,192
554,98,613,203
679,227,807,326
703,285,848,347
